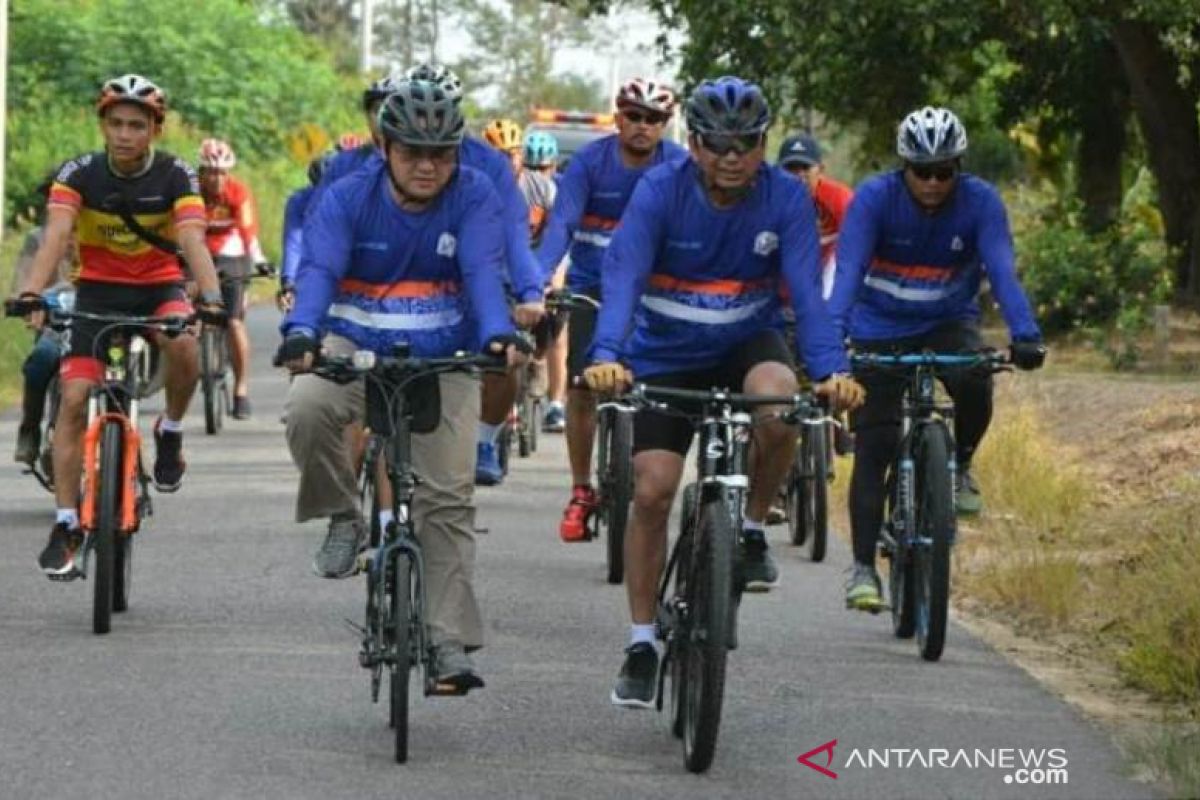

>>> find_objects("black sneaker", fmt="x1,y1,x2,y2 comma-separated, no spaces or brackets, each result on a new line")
14,424,40,464
232,396,252,420
741,530,780,592
39,522,85,579
610,642,658,709
153,419,186,493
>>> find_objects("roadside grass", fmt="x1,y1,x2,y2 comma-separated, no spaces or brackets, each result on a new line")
1,231,33,408
1123,724,1200,799
960,405,1092,627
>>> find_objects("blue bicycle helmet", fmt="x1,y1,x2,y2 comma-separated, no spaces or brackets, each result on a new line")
684,76,771,136
523,131,559,167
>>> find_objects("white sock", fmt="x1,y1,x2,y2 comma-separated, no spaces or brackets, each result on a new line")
630,624,657,647
549,400,564,411
56,508,79,528
159,417,184,434
478,422,501,444
743,518,765,534
378,509,394,534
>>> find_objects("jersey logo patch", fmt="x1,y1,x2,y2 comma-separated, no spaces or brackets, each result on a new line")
437,233,457,258
754,231,779,257
951,235,964,252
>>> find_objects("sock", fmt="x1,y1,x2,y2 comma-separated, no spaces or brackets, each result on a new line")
56,508,79,528
630,624,657,647
378,509,394,534
743,518,765,535
549,400,564,412
158,417,184,434
478,422,501,445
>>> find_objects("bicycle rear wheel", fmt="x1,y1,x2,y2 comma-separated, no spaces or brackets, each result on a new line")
915,424,955,662
93,420,123,635
200,328,222,435
806,423,829,563
602,410,632,585
388,552,414,763
682,493,735,773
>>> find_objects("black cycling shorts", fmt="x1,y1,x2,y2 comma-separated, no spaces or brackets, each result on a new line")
566,287,601,382
215,255,249,321
632,328,794,456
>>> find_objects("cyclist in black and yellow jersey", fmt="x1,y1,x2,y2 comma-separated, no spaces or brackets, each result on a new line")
11,74,226,579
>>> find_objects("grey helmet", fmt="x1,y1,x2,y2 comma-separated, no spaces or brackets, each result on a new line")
405,63,464,104
896,106,968,163
684,76,771,136
377,80,465,146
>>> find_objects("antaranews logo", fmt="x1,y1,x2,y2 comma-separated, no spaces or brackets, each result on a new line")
797,740,1069,786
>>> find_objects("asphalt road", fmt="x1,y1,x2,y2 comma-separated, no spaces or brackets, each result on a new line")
0,306,1159,799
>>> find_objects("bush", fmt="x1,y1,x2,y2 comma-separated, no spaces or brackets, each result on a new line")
1013,177,1174,358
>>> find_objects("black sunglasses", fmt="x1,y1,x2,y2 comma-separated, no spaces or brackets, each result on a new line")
698,132,763,157
908,161,958,182
398,144,458,164
622,109,670,126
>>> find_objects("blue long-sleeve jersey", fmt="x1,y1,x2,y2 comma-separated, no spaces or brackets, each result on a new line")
282,160,514,357
827,170,1041,342
591,158,849,380
537,134,687,292
280,186,314,286
306,138,543,301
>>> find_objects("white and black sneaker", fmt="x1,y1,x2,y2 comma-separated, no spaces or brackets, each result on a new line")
610,642,658,709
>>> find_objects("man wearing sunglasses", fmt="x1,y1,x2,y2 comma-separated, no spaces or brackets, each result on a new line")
582,76,864,707
278,79,529,690
535,78,688,544
828,106,1046,613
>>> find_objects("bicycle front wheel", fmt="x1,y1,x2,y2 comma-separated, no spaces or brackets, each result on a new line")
200,329,222,435
388,553,414,763
93,420,124,634
603,410,632,585
669,482,699,739
914,424,955,661
682,493,736,773
806,422,829,563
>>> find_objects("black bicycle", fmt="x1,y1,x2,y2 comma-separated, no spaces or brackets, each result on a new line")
784,401,837,562
851,350,1009,661
199,271,272,435
620,383,812,773
315,346,503,763
14,288,74,492
6,297,193,634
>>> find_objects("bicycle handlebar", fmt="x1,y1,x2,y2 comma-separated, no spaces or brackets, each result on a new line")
850,350,1011,371
311,350,506,384
623,383,818,411
544,289,601,311
5,297,195,334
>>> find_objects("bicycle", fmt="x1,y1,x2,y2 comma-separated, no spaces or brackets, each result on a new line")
851,350,1009,662
198,270,273,435
784,401,838,562
5,296,194,634
15,288,74,492
619,383,813,773
314,346,503,764
543,290,631,582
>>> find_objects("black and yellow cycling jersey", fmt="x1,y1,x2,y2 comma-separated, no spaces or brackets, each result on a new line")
48,150,206,285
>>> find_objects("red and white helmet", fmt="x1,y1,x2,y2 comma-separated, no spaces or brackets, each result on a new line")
96,74,166,122
337,132,367,151
615,78,677,116
198,138,236,170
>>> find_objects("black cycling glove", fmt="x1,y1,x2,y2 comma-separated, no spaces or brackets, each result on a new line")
275,331,319,366
1010,340,1047,371
484,333,533,356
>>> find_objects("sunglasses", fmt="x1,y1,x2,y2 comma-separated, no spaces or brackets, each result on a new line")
622,110,670,126
908,162,958,182
698,132,763,157
398,144,458,165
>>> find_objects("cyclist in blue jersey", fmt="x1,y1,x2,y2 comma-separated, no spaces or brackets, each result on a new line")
828,106,1046,611
582,77,865,707
537,77,689,542
277,80,529,689
305,76,400,214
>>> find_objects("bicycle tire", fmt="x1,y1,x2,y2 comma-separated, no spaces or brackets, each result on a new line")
887,467,917,639
682,493,735,773
113,531,133,613
39,375,61,489
604,410,632,585
806,423,829,563
497,422,511,476
915,424,955,662
93,420,123,635
785,456,806,546
389,552,413,763
529,397,540,454
670,482,699,739
518,389,535,458
200,329,222,435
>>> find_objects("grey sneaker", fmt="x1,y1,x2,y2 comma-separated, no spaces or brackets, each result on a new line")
432,640,485,693
955,467,983,516
845,562,883,612
15,424,40,464
312,513,366,578
741,530,780,592
610,642,658,709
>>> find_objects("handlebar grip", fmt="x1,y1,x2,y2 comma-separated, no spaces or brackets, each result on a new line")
4,296,45,317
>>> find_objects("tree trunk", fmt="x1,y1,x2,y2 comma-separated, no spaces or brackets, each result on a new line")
1076,34,1128,233
1110,19,1200,301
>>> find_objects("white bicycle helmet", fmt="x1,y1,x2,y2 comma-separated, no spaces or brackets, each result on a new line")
896,106,968,163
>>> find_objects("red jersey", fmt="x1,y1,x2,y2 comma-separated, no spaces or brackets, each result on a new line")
203,176,260,258
811,176,853,264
